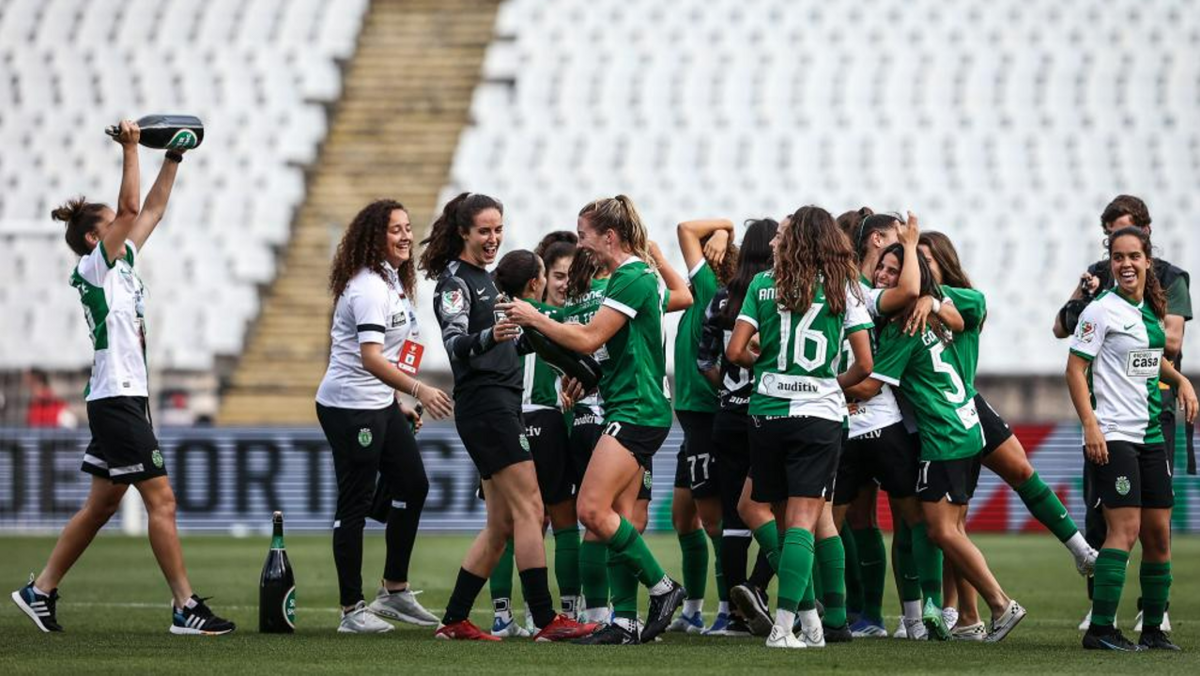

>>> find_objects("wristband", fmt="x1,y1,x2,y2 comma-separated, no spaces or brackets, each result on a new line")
411,381,422,398
165,150,184,163
930,298,942,315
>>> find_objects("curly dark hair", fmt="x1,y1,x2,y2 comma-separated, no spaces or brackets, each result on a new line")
775,206,863,315
329,199,415,298
418,192,504,278
879,242,950,342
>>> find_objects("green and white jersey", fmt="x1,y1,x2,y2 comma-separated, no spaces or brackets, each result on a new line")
673,261,719,413
738,272,873,421
563,277,608,413
941,286,987,385
1069,290,1166,445
69,241,149,400
598,257,673,427
523,300,564,412
845,277,902,438
872,322,983,461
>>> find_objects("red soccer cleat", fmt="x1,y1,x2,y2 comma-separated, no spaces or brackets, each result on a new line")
533,614,600,642
434,619,502,641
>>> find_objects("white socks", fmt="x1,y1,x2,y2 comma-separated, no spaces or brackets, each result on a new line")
774,608,796,632
903,600,922,622
683,599,703,616
798,608,821,632
718,600,730,615
649,576,673,596
1066,532,1093,560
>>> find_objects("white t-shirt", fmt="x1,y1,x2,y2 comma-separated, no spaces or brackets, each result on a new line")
70,241,148,400
316,264,419,410
1069,290,1167,444
845,281,903,438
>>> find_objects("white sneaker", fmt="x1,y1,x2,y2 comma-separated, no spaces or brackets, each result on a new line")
893,618,907,639
1076,548,1098,576
902,616,928,641
983,600,1026,643
765,624,805,649
1079,608,1118,631
942,606,959,631
951,621,986,641
368,587,438,626
490,614,531,638
798,622,825,648
667,610,705,634
338,601,395,633
1163,611,1172,632
1133,610,1170,632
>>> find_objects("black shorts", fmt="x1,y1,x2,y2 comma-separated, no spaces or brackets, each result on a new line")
749,416,842,503
525,408,575,505
917,457,979,505
569,406,605,488
81,397,166,484
602,419,669,470
975,393,1014,457
712,410,751,530
835,422,920,504
455,396,531,480
674,410,719,498
1086,441,1174,509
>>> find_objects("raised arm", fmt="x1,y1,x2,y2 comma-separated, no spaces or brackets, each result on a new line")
876,211,921,315
102,120,141,264
128,151,183,251
677,218,734,272
649,241,693,312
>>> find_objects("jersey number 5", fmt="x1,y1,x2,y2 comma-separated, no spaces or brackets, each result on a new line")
778,304,828,371
930,343,966,404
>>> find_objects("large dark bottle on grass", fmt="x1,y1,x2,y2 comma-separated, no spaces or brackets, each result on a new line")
259,511,296,633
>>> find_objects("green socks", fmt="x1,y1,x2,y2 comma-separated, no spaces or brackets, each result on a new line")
815,536,848,628
553,527,582,598
609,517,667,588
777,528,815,613
753,521,782,572
490,539,516,608
842,524,864,617
852,527,887,623
1091,548,1130,628
678,529,709,600
607,548,640,619
1140,561,1172,629
1016,472,1079,543
711,531,728,602
911,523,944,608
894,521,922,603
580,539,609,609
797,568,817,611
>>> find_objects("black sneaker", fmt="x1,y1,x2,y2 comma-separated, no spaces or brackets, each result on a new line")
824,623,854,643
724,615,753,637
1082,625,1142,652
1139,627,1181,651
11,578,63,632
641,579,685,643
730,584,772,637
170,595,236,635
574,619,640,645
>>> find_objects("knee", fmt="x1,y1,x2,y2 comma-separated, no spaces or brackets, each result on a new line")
143,490,177,520
576,499,607,534
84,496,123,523
1138,525,1170,560
926,521,957,548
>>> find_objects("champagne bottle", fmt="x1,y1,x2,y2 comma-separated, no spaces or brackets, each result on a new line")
259,511,296,633
105,114,204,150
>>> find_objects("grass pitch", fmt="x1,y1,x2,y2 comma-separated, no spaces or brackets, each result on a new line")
1,533,1196,674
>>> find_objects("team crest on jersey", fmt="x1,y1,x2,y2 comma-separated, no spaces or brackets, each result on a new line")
151,450,164,468
358,428,373,447
519,434,530,452
1115,475,1131,496
441,289,465,315
1077,320,1096,344
643,470,653,490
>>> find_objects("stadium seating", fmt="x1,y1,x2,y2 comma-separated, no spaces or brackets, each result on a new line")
444,0,1200,373
0,0,369,370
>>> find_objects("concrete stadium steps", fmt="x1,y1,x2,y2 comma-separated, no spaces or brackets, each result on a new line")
218,0,500,425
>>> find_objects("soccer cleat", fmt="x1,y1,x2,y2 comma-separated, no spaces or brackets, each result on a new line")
849,617,888,638
667,609,705,634
922,599,950,641
1138,627,1180,651
491,614,531,637
171,596,236,635
942,606,959,631
1082,625,1142,652
641,579,686,643
951,622,987,642
368,587,438,626
1078,609,1092,631
338,601,395,634
702,611,731,636
561,595,580,620
532,614,598,642
1076,548,1098,577
435,619,502,641
730,585,772,637
902,616,928,641
574,619,640,645
11,578,63,633
983,600,1026,643
797,621,825,648
1133,610,1172,633
893,618,907,639
765,624,806,649
723,615,753,637
823,623,853,643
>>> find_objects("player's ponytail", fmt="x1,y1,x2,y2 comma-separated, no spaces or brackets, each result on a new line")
419,192,504,279
52,196,108,257
578,195,656,270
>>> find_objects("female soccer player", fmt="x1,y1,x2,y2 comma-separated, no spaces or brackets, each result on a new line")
696,217,780,636
313,200,450,633
725,206,876,649
1067,227,1196,651
845,249,1026,644
670,218,738,633
419,193,591,642
11,122,235,635
501,195,692,645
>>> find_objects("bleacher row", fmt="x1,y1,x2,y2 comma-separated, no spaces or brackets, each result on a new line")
0,0,369,369
444,0,1200,373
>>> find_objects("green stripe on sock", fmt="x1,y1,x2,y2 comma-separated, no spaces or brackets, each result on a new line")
777,528,815,613
580,540,610,609
608,549,640,620
609,516,667,588
816,535,848,627
894,521,922,603
1016,472,1079,543
911,523,943,608
553,527,581,597
489,539,515,601
853,526,887,623
678,529,709,600
842,524,864,615
753,521,781,572
1090,548,1130,628
711,531,728,602
1139,560,1171,629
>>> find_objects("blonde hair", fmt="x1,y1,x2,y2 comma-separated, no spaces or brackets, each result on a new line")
578,195,656,270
